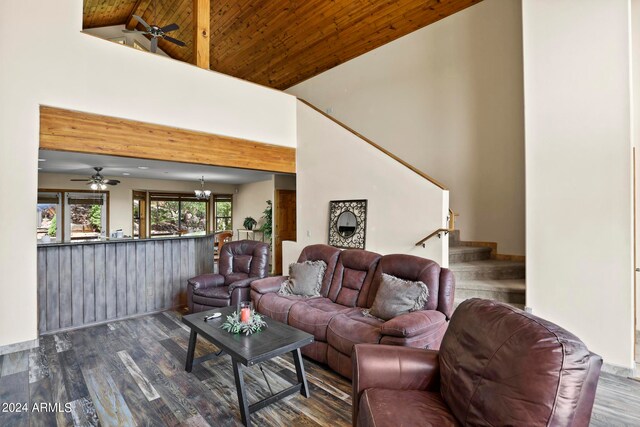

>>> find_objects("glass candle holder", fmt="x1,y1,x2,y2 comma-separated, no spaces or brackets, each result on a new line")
238,301,252,324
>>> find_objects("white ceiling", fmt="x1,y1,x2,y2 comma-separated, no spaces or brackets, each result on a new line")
38,150,283,184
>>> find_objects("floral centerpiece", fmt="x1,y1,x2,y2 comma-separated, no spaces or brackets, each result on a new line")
221,306,267,336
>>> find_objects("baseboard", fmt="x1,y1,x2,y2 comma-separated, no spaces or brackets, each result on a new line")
0,338,39,355
494,254,526,262
39,306,187,336
602,361,636,378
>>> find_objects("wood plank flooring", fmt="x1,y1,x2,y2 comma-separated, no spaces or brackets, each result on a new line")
0,310,637,427
0,311,351,427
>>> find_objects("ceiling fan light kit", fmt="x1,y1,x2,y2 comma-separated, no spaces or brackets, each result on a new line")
70,167,120,190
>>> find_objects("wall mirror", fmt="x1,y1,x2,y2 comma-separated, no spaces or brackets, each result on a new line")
328,200,367,249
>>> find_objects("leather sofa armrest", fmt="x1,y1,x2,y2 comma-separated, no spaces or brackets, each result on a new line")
352,344,440,426
228,277,259,294
187,273,225,291
250,276,287,295
380,310,447,338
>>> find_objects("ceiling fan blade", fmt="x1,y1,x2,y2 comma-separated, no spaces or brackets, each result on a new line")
70,179,89,181
150,37,158,53
133,15,152,31
103,180,120,185
160,23,179,33
122,29,147,34
164,36,186,47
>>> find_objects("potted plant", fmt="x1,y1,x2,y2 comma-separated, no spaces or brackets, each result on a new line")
243,216,257,230
260,200,272,242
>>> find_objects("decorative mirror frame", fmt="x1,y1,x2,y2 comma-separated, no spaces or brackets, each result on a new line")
328,199,367,249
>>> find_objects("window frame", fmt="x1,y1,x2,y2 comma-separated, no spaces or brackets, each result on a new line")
148,192,211,238
37,191,62,242
38,188,110,242
213,194,233,232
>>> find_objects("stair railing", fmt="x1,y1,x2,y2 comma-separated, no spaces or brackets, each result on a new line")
415,209,457,248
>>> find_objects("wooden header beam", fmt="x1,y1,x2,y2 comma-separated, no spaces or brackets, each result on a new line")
39,106,296,174
193,0,210,69
125,0,148,30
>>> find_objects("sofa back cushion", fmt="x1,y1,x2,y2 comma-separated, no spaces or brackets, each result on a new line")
327,249,381,307
297,244,341,297
367,254,441,310
439,299,602,427
219,240,270,278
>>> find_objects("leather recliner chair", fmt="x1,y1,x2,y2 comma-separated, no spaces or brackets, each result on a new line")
187,240,269,312
352,298,602,427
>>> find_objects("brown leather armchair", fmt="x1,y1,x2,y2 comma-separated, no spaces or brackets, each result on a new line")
353,298,602,427
187,240,270,312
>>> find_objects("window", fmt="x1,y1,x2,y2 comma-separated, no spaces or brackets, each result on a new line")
38,190,109,242
132,191,147,239
149,193,209,237
65,192,108,241
37,192,61,241
214,195,232,231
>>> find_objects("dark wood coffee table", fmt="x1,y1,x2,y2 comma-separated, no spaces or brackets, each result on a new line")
182,306,314,426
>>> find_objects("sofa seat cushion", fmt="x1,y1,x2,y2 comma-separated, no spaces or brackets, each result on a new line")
193,285,230,299
257,292,321,323
192,286,231,307
358,389,460,427
327,310,383,355
289,298,355,342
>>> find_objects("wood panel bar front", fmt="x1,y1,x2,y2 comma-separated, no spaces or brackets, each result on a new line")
36,234,216,334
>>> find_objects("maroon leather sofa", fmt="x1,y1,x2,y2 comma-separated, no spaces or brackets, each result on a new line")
353,298,603,427
250,244,455,378
187,240,270,312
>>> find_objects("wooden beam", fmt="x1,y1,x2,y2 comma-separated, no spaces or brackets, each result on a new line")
39,106,296,174
125,0,148,30
193,0,210,69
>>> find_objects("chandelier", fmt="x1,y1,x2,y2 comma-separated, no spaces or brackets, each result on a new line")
194,176,211,200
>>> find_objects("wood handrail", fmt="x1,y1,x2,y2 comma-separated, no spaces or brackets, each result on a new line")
415,228,453,247
298,99,448,190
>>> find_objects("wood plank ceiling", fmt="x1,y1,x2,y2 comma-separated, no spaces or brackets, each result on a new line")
83,0,483,90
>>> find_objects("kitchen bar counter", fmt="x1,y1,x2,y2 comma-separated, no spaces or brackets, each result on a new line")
38,232,218,247
37,233,216,334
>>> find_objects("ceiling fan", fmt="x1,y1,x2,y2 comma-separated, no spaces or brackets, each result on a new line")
123,15,186,53
70,167,120,190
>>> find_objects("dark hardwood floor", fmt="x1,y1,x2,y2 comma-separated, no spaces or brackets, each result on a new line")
0,310,637,427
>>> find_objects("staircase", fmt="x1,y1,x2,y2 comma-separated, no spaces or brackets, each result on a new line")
449,231,525,310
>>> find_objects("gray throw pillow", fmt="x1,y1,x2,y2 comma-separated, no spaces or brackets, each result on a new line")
363,273,429,321
278,260,327,297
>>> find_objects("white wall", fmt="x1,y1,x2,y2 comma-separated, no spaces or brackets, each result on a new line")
287,0,525,255
633,0,640,338
38,173,237,236
83,25,169,57
232,179,274,241
0,0,296,348
523,0,634,368
290,101,448,269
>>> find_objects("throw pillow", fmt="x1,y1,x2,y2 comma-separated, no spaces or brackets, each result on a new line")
363,273,429,321
278,260,327,297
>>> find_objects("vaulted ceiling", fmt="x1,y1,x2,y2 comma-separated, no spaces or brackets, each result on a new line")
83,0,482,90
